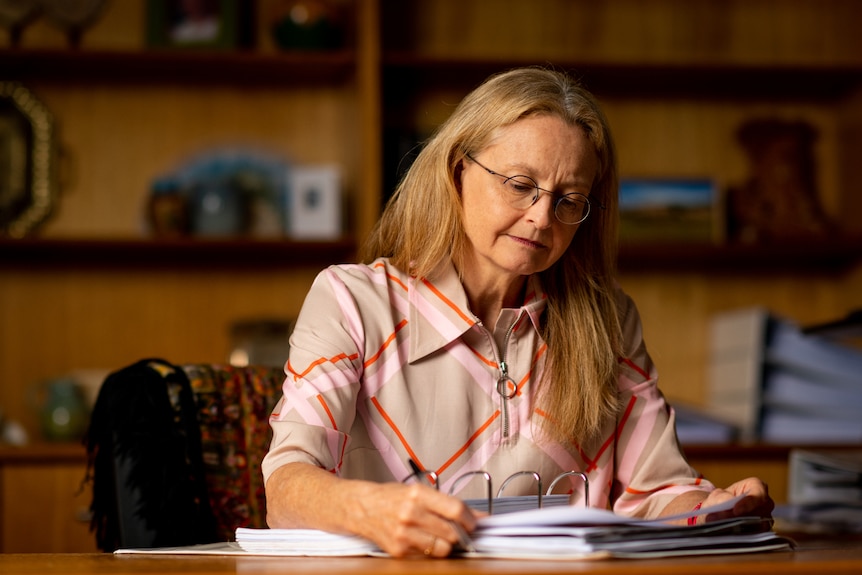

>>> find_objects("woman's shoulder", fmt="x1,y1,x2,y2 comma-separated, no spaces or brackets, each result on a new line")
308,258,415,306
610,282,637,319
318,257,409,283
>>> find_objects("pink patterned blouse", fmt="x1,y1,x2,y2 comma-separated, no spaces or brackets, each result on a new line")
262,258,712,518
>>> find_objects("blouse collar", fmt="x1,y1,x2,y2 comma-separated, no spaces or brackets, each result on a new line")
407,261,547,363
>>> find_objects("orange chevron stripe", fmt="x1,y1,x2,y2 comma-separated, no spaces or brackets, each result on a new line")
316,394,338,431
584,395,636,473
511,343,545,398
370,396,422,465
533,343,548,363
388,273,409,292
373,261,410,292
465,342,497,368
421,277,475,325
364,319,409,369
513,373,529,396
624,476,703,495
618,356,649,380
288,352,360,381
336,433,347,473
436,411,501,477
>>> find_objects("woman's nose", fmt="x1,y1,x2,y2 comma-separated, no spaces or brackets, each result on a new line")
525,190,556,228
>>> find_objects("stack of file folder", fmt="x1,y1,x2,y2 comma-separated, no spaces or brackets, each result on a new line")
114,496,792,560
774,449,862,534
232,498,792,560
708,307,862,443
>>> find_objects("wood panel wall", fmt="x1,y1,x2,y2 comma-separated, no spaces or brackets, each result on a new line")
2,0,861,440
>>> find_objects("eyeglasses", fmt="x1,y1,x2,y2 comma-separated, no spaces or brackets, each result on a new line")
466,153,603,225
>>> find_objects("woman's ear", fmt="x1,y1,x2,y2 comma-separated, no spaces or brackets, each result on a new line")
454,161,464,194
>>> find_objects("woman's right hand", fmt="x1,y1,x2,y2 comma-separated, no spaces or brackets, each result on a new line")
351,480,478,557
265,462,478,558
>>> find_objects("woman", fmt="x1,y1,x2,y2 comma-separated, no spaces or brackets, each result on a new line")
262,67,773,557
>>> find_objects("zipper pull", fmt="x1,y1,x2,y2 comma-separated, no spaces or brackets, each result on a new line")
497,362,517,439
496,361,517,399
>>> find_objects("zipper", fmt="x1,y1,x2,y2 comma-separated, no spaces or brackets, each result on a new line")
476,311,523,440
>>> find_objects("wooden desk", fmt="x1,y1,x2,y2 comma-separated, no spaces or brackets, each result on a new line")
2,545,862,575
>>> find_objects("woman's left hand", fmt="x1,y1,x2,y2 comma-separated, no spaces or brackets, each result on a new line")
699,477,775,522
662,477,774,525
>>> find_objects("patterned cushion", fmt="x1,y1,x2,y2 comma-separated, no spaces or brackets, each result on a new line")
181,364,284,541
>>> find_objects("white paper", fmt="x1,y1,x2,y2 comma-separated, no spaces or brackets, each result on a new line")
115,494,792,561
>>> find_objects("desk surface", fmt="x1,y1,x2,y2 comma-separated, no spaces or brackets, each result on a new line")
2,545,862,575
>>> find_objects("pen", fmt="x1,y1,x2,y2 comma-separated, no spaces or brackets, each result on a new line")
407,458,477,553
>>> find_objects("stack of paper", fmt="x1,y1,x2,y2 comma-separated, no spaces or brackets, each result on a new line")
773,449,862,534
115,495,791,560
469,508,786,559
789,450,862,504
463,493,572,514
707,307,862,443
760,320,862,443
235,528,379,556
230,497,792,560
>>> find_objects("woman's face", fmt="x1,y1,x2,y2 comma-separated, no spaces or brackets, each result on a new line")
459,114,599,285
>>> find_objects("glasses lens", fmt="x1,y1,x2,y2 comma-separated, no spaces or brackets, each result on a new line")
501,175,539,208
555,195,589,225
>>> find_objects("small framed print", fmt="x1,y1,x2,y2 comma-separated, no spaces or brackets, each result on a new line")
0,82,55,238
286,165,342,240
619,178,721,244
146,0,245,49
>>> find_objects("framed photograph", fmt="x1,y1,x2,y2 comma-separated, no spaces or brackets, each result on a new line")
619,178,721,244
0,82,55,238
286,165,342,240
146,0,243,49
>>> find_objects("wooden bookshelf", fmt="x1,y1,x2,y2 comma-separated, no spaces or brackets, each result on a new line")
0,48,357,86
0,237,357,269
383,55,862,101
1,236,859,273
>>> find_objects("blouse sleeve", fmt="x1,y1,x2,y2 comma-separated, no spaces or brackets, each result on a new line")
610,289,714,518
261,266,365,486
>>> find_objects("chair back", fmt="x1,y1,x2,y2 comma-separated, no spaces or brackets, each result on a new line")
85,359,284,551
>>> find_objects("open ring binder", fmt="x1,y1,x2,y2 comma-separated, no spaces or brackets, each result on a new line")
405,464,590,515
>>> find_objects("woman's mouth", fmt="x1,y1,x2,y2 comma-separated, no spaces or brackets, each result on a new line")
510,235,546,249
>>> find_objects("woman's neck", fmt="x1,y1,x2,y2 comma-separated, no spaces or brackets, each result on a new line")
461,273,527,331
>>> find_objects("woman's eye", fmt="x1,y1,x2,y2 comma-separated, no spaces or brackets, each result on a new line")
558,196,587,213
505,177,536,194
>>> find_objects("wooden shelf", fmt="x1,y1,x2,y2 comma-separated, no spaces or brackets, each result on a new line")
0,48,357,86
2,237,857,273
617,237,862,273
0,442,86,465
682,443,862,461
383,55,862,100
0,237,357,270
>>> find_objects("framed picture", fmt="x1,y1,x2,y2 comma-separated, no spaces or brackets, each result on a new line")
146,0,244,49
0,82,55,238
619,178,722,244
286,165,343,240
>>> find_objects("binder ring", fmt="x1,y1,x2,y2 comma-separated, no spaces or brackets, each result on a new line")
497,470,543,508
546,470,590,507
448,470,494,515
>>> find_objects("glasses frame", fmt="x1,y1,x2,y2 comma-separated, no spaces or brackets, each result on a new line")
465,153,604,225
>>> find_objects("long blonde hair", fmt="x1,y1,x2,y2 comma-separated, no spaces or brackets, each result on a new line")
363,67,622,444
